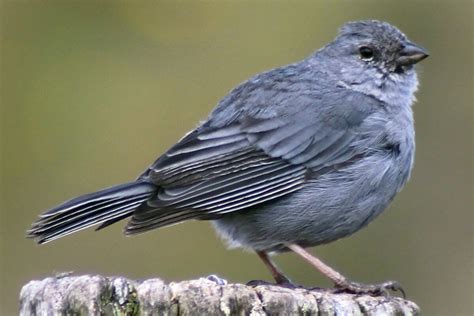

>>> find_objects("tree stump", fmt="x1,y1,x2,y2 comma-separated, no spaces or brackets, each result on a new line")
19,274,419,315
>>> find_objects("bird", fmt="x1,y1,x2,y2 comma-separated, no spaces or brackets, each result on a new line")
27,20,428,295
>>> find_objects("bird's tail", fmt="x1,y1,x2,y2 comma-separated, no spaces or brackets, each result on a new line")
26,181,157,244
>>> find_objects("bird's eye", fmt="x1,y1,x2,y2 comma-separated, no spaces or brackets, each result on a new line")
359,46,374,60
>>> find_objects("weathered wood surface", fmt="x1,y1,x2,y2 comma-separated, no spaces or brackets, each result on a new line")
20,275,419,315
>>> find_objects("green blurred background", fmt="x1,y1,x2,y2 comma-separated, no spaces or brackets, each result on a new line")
1,1,472,315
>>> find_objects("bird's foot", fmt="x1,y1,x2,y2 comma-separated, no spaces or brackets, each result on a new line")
246,279,275,287
334,280,405,298
247,278,302,290
204,274,228,286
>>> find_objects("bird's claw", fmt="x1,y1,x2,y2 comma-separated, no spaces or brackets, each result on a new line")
247,279,303,290
334,280,406,298
246,279,275,287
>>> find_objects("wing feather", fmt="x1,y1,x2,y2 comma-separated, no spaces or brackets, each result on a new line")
128,107,366,234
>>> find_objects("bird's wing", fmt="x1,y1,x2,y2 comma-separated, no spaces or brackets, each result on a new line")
126,124,307,234
125,93,373,235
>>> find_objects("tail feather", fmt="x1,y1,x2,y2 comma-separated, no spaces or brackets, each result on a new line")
95,212,134,231
27,181,156,244
31,194,143,233
36,197,145,243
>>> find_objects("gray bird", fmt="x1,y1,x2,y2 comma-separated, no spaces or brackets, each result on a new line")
27,20,428,295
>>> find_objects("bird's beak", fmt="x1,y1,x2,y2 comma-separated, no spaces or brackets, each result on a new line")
396,42,429,66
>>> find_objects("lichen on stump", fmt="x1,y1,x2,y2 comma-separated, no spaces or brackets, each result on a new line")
19,275,420,315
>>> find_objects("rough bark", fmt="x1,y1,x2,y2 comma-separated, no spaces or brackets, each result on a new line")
20,274,419,315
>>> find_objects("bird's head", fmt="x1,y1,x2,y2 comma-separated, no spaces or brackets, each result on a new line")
315,20,429,106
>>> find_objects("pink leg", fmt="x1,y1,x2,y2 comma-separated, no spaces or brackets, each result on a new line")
287,243,405,297
256,251,291,284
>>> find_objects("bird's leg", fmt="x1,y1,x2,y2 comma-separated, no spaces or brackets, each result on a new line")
286,244,346,284
257,251,291,284
287,243,405,297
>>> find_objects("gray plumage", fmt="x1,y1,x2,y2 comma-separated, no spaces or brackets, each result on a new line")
27,20,427,257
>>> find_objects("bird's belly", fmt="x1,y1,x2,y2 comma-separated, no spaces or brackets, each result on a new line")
212,154,409,252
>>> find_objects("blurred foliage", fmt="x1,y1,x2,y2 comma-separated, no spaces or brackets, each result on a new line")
1,1,472,315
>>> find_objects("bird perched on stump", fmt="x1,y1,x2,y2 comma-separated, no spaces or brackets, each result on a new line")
28,20,428,295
